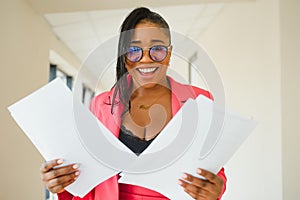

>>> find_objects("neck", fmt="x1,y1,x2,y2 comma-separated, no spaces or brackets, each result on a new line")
131,77,170,97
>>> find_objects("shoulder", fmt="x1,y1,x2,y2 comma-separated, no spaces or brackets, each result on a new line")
191,85,213,100
91,91,111,105
168,76,213,100
89,90,113,116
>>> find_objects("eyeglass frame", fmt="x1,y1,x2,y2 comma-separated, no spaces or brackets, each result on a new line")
124,45,172,63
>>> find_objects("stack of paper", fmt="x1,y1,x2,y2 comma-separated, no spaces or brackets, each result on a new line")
8,78,256,199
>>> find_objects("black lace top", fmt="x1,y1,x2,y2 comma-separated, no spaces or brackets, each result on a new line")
119,125,156,155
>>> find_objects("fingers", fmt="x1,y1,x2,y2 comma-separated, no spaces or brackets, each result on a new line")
40,159,63,173
42,163,79,181
40,159,80,194
46,171,79,193
178,173,212,193
178,168,223,200
183,187,208,200
198,168,223,186
178,178,209,199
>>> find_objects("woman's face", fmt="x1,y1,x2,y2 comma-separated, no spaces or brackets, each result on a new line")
125,21,172,88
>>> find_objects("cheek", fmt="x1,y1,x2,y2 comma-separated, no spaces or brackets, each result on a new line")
162,60,169,66
161,52,171,66
125,60,137,71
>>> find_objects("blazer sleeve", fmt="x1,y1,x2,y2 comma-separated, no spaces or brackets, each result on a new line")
57,191,73,200
217,168,227,199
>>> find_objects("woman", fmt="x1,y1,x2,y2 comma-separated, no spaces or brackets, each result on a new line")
40,7,226,200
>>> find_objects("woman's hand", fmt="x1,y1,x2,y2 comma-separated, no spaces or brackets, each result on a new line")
40,159,80,194
178,168,223,200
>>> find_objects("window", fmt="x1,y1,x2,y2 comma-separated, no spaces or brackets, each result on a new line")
49,64,73,90
82,85,95,106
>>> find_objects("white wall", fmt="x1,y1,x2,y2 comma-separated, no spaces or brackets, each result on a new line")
198,0,282,199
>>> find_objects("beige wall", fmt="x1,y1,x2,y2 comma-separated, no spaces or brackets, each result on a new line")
0,0,80,199
199,0,282,199
280,0,300,199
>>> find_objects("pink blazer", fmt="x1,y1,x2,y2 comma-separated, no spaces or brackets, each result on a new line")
58,77,226,200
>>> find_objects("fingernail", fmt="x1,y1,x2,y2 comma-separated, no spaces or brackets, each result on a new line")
75,171,80,176
177,180,183,185
197,169,202,174
73,164,79,169
182,173,188,179
57,159,63,164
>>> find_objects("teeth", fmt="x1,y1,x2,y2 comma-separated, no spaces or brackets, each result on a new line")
138,68,156,73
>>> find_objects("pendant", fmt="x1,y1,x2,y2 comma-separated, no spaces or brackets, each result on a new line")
138,105,151,110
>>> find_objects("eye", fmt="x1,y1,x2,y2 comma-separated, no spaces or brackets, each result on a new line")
151,46,167,52
126,46,143,62
149,46,168,62
128,46,141,53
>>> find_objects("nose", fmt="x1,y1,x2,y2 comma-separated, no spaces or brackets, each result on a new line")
139,49,153,63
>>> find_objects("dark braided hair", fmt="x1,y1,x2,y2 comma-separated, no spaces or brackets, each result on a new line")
111,7,171,114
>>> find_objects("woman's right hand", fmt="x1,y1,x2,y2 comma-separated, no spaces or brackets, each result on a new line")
40,159,80,194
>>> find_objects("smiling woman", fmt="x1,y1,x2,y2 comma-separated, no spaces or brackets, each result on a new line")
123,23,172,89
40,7,226,200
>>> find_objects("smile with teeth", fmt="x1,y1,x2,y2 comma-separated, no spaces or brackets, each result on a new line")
137,67,158,74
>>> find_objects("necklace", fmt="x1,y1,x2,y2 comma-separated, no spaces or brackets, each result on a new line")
133,92,170,110
138,104,152,110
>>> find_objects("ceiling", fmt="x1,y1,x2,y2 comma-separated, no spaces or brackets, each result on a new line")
44,4,225,63
27,0,250,14
25,0,252,90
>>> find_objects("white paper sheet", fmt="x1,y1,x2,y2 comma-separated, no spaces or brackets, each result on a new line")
118,95,257,199
7,79,130,197
8,79,256,199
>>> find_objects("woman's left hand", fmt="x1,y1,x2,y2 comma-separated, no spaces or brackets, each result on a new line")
178,168,223,200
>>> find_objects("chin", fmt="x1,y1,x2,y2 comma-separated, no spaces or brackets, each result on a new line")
134,74,168,89
133,78,157,88
140,82,158,89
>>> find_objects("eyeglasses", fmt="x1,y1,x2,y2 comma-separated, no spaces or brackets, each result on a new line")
125,45,171,62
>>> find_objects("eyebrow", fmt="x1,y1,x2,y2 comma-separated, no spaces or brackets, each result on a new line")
130,39,166,44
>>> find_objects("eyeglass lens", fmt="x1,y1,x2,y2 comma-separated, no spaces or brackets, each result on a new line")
126,46,168,62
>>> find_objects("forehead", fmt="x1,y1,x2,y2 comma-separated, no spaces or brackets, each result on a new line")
131,22,170,44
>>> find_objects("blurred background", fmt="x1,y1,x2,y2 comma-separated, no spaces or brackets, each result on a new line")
0,0,299,199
